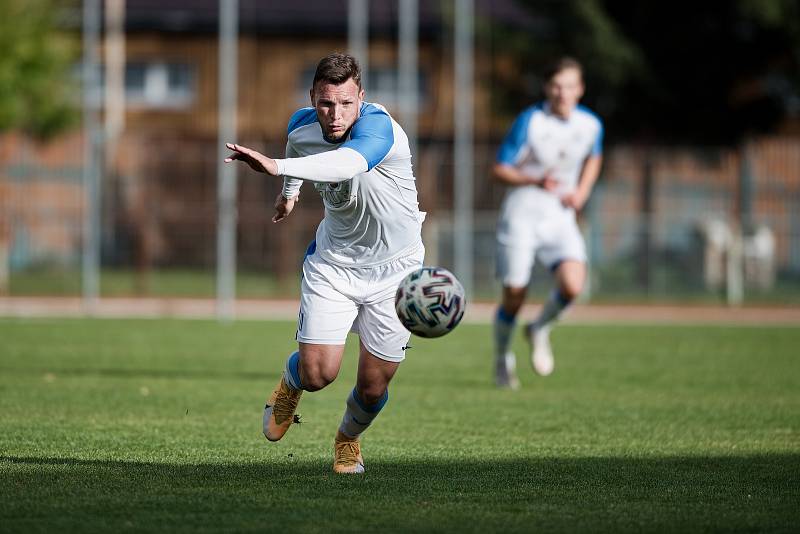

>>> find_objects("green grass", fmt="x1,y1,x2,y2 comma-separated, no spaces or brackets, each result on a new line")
1,319,798,532
6,268,300,298
7,266,800,305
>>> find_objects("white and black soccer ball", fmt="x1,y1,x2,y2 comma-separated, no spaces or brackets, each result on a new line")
394,266,466,338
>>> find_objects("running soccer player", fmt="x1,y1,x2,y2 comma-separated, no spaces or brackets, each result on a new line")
225,53,424,474
491,57,603,387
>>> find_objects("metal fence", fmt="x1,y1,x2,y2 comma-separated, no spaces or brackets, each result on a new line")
2,135,800,304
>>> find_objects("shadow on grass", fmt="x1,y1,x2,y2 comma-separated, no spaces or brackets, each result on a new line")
0,366,278,382
1,453,798,533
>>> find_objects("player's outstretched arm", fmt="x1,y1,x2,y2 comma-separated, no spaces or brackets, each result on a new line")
224,143,279,176
276,147,369,183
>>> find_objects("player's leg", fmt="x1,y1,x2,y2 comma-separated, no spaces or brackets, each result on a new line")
526,260,586,375
543,260,586,326
526,219,587,376
263,250,357,442
332,247,421,473
334,341,399,474
494,285,524,388
494,243,534,388
263,343,345,441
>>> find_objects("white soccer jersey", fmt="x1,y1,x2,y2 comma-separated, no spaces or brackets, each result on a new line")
276,102,424,267
495,102,603,246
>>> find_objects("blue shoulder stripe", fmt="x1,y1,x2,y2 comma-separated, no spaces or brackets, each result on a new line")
287,108,318,136
577,105,604,156
341,103,394,171
591,123,604,156
576,104,602,124
496,104,539,165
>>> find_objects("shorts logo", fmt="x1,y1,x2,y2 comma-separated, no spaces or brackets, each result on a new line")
297,310,305,334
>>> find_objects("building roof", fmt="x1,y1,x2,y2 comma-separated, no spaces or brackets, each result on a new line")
123,0,539,36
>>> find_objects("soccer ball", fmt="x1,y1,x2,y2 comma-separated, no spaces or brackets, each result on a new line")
395,266,466,338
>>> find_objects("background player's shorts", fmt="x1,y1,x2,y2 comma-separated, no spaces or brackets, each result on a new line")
297,243,425,363
496,216,586,288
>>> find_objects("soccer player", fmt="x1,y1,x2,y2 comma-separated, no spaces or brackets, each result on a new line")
491,57,603,387
224,53,425,474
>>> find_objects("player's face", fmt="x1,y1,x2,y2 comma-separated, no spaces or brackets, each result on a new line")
544,67,584,119
310,78,364,142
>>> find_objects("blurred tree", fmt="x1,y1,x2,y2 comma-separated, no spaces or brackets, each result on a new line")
0,0,78,138
493,0,800,145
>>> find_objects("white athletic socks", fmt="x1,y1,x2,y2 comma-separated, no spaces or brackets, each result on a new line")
494,307,517,359
283,351,303,390
338,388,388,439
533,289,573,330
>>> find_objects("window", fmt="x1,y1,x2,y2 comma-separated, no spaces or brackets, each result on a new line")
82,61,197,109
125,62,195,109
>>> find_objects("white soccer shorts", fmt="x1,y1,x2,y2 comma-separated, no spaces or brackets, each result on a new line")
496,216,586,288
296,243,425,363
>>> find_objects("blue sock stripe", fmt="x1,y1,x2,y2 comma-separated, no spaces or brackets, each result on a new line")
351,387,388,414
553,289,573,307
496,307,516,325
288,351,303,389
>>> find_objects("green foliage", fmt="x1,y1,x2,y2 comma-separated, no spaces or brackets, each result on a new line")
0,0,78,138
568,0,647,88
494,0,800,144
737,0,800,28
1,319,798,531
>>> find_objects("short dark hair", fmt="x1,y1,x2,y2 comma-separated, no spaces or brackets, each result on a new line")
543,56,583,82
312,53,362,89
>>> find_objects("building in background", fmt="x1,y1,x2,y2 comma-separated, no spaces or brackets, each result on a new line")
0,0,798,302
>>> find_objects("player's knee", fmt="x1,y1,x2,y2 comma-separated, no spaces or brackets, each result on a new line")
560,281,583,301
358,384,387,406
301,371,335,392
502,286,526,314
502,301,523,317
301,377,327,392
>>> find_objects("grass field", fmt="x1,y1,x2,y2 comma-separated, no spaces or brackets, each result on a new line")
7,267,800,305
1,318,798,532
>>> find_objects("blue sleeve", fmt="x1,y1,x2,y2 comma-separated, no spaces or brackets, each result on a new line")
287,108,318,136
496,108,534,165
341,109,394,171
591,121,604,156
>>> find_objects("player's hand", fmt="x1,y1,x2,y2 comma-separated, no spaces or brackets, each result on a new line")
561,190,587,211
224,143,279,176
529,172,559,192
272,192,298,223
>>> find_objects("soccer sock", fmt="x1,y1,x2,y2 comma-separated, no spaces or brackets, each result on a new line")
338,387,388,439
494,307,517,358
533,289,573,330
282,350,303,391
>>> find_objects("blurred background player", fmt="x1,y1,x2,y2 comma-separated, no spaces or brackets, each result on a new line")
225,53,425,473
491,57,603,387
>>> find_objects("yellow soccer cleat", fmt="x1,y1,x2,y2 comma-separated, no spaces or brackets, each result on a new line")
262,377,303,442
333,430,365,474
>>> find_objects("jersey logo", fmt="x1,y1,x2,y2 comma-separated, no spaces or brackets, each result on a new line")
317,179,354,209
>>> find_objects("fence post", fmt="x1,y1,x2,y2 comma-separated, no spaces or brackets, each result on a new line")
637,148,653,293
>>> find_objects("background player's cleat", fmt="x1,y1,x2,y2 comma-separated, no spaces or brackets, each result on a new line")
495,351,520,389
527,323,555,376
263,377,303,442
333,430,365,474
